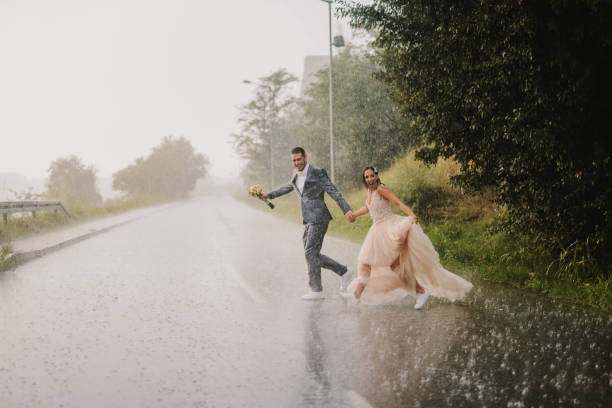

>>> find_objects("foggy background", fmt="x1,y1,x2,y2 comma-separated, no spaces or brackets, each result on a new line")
0,0,351,198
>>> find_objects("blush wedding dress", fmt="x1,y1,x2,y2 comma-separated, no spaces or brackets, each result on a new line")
346,188,473,305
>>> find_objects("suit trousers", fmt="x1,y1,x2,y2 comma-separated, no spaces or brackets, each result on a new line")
302,222,347,292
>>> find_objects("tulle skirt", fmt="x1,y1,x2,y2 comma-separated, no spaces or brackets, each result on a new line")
348,214,473,305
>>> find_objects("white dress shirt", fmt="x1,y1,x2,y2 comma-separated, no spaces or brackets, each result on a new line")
295,164,309,194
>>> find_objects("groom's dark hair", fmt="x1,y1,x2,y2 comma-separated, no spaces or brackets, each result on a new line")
291,147,306,156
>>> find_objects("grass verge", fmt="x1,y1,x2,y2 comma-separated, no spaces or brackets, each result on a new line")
0,243,17,271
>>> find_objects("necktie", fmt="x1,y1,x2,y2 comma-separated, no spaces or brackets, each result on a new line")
297,171,303,176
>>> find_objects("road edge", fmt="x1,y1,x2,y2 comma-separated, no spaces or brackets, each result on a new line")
1,201,182,271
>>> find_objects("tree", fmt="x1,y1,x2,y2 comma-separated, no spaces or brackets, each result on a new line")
113,136,209,199
233,69,298,189
339,0,612,264
45,155,102,208
297,44,415,188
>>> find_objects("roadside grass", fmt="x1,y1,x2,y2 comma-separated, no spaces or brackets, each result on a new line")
0,193,165,246
237,152,611,312
0,243,17,271
425,221,612,311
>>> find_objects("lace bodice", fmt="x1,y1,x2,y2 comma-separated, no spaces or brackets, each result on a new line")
366,189,393,222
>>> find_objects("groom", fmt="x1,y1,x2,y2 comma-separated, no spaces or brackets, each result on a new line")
262,147,355,300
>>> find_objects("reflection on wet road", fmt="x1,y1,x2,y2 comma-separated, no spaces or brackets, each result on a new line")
0,196,610,407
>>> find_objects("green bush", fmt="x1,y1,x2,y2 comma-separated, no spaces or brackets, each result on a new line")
383,153,446,208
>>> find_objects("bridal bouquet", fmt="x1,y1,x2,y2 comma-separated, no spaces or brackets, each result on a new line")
248,184,274,209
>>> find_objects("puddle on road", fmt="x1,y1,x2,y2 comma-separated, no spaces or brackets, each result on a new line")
303,279,611,408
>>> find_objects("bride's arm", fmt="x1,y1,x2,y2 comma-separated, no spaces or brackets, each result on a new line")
377,185,418,221
352,205,369,218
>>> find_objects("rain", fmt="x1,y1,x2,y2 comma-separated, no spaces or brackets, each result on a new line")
1,1,611,407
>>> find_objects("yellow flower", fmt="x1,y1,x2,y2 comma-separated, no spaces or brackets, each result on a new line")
248,184,262,197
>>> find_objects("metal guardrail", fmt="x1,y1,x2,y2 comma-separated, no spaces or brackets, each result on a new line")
0,200,71,223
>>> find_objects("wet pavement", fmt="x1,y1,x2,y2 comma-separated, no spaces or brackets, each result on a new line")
0,195,610,407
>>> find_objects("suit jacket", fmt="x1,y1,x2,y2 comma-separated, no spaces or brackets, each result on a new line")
267,165,351,224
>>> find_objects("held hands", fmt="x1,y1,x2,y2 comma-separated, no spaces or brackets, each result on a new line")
345,210,356,223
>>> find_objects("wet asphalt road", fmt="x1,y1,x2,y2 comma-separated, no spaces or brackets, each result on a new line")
1,195,610,407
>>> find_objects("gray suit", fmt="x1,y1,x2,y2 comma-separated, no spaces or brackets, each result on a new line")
268,165,351,292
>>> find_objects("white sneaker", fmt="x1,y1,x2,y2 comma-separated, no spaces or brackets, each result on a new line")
301,291,325,301
414,291,430,310
339,267,354,292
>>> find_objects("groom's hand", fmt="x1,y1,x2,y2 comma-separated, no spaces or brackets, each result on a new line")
261,192,269,199
345,210,355,223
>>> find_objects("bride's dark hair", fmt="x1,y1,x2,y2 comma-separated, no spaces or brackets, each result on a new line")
362,166,382,188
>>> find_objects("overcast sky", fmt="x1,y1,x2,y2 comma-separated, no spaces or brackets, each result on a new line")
0,0,351,182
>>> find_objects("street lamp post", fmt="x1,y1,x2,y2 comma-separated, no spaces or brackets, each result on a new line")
320,0,344,184
243,79,274,189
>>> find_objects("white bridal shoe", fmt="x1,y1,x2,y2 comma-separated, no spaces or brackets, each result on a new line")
339,267,354,292
301,291,325,300
414,291,430,310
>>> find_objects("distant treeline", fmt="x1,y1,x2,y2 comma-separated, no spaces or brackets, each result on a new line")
236,0,611,269
21,136,208,210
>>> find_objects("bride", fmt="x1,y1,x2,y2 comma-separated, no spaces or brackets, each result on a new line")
344,167,473,309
